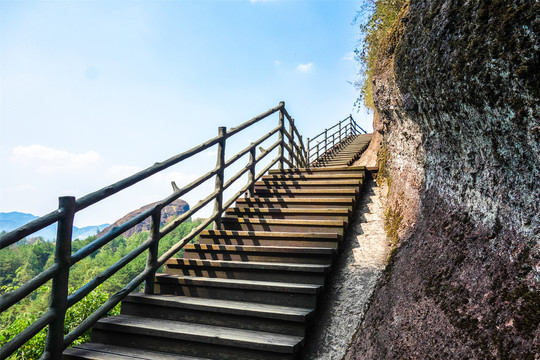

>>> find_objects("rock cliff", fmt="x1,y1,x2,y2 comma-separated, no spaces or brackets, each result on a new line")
97,199,189,239
347,1,539,358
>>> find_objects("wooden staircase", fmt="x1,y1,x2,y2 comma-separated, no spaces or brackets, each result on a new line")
63,164,367,359
312,134,372,167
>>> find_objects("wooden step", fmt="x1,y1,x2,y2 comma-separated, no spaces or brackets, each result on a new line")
121,293,313,336
262,173,363,181
253,188,359,201
183,244,335,265
255,179,362,190
220,217,346,235
224,207,350,221
63,343,209,360
235,197,354,210
165,258,329,285
91,315,303,360
199,229,340,248
268,166,366,175
154,275,321,307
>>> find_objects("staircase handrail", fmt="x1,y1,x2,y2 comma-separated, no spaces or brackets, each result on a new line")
306,114,367,164
0,101,307,359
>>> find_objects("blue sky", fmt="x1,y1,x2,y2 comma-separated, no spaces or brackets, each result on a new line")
0,0,370,227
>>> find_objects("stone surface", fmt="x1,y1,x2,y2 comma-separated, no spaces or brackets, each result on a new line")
346,1,540,359
303,176,390,359
97,199,190,238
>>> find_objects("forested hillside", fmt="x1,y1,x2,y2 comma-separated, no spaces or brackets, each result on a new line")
0,218,203,359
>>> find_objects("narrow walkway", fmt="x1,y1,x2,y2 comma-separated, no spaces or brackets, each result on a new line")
313,134,372,167
302,176,390,360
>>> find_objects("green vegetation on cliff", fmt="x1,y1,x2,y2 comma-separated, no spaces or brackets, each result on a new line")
355,0,408,109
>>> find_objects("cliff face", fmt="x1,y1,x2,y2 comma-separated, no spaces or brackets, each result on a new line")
347,1,539,358
97,199,190,239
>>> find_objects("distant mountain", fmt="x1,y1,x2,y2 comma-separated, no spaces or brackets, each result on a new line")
97,199,190,239
0,212,109,241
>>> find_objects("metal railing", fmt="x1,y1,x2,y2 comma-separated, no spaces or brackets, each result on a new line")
0,101,307,360
306,115,366,165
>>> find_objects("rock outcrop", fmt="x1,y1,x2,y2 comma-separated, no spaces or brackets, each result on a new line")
97,199,189,239
346,1,539,358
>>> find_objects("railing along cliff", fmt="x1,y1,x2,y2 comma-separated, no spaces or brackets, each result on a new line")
306,115,366,165
0,102,307,360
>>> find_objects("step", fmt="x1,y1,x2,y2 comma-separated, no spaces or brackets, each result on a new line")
199,229,340,248
262,173,363,181
268,166,366,175
253,188,359,201
91,315,303,360
63,343,209,360
121,293,313,336
165,258,329,284
255,179,362,190
154,275,321,307
235,196,354,210
224,207,350,221
183,244,335,265
220,217,346,235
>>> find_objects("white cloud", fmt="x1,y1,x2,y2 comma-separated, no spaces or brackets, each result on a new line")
274,60,281,66
12,145,101,174
342,52,355,61
296,63,314,73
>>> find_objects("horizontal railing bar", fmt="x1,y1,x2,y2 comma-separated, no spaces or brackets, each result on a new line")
282,141,303,166
157,166,219,210
308,117,350,142
282,129,304,160
0,309,55,360
226,104,282,139
71,210,153,264
157,212,218,267
222,139,281,191
281,156,294,169
309,124,350,149
281,108,304,146
0,264,59,313
221,155,281,212
0,209,65,250
223,125,280,170
63,267,153,347
67,238,153,308
351,118,367,134
75,136,223,212
159,188,219,238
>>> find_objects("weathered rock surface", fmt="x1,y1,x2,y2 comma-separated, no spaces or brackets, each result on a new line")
346,1,539,359
97,199,189,238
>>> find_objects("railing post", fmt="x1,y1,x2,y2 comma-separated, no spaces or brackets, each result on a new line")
288,117,295,168
278,102,285,170
339,121,342,142
213,126,226,230
306,137,310,166
299,135,306,167
324,129,328,153
350,115,354,136
43,196,76,360
144,207,161,294
248,145,256,197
